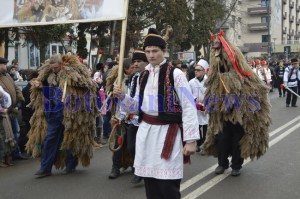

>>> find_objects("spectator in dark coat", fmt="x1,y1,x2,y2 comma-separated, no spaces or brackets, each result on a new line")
19,70,39,152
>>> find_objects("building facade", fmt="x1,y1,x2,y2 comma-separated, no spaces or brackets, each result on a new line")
222,0,300,60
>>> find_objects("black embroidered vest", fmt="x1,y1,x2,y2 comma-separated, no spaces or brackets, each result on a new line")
138,63,182,123
129,72,139,97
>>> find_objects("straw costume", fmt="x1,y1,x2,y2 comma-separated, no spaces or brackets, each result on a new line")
26,54,98,168
201,32,271,160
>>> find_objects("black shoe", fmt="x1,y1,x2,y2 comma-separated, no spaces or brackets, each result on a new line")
231,169,241,176
131,175,143,184
102,135,109,139
15,154,29,160
108,168,120,179
286,104,290,107
196,146,200,152
292,105,298,107
283,94,286,97
35,170,52,178
279,95,282,97
62,168,76,174
215,166,228,175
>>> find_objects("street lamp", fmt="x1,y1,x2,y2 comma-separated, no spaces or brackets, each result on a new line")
267,0,271,60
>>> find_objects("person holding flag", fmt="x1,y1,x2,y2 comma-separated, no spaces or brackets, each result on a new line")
113,28,199,199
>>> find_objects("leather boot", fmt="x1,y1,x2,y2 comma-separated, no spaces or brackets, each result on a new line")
108,167,120,179
95,128,102,143
4,156,14,166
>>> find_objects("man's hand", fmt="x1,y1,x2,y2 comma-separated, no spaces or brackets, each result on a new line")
196,98,203,104
113,85,125,100
183,141,196,156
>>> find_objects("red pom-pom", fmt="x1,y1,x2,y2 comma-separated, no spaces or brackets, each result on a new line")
129,113,134,119
280,84,285,89
117,136,122,145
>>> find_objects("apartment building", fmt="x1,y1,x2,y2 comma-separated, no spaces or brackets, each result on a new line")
223,0,300,59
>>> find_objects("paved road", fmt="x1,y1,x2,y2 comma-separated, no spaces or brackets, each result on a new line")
0,90,299,199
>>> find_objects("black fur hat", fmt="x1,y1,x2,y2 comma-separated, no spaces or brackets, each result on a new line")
0,57,9,64
132,49,148,62
291,58,298,63
143,28,166,50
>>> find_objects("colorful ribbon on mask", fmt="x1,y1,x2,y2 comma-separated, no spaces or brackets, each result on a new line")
211,31,253,78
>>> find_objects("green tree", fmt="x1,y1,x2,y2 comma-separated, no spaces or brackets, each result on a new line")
0,24,71,62
189,0,225,60
77,23,89,59
28,24,72,62
125,0,193,60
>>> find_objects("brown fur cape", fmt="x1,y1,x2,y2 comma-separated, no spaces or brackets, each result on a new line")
26,55,98,168
201,35,271,160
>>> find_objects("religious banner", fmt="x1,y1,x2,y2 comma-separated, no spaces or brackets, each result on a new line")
0,0,125,28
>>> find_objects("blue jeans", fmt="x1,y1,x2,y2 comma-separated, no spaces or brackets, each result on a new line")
40,110,77,172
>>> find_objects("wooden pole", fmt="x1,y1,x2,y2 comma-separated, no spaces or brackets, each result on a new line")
117,0,129,87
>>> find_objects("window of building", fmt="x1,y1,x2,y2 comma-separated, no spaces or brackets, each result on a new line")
261,16,270,23
262,35,270,42
50,44,65,56
28,42,40,68
261,0,270,7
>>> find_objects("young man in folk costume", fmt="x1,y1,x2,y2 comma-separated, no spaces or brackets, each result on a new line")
26,54,98,177
126,50,148,184
283,58,300,107
201,32,271,176
189,59,209,155
113,28,199,199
